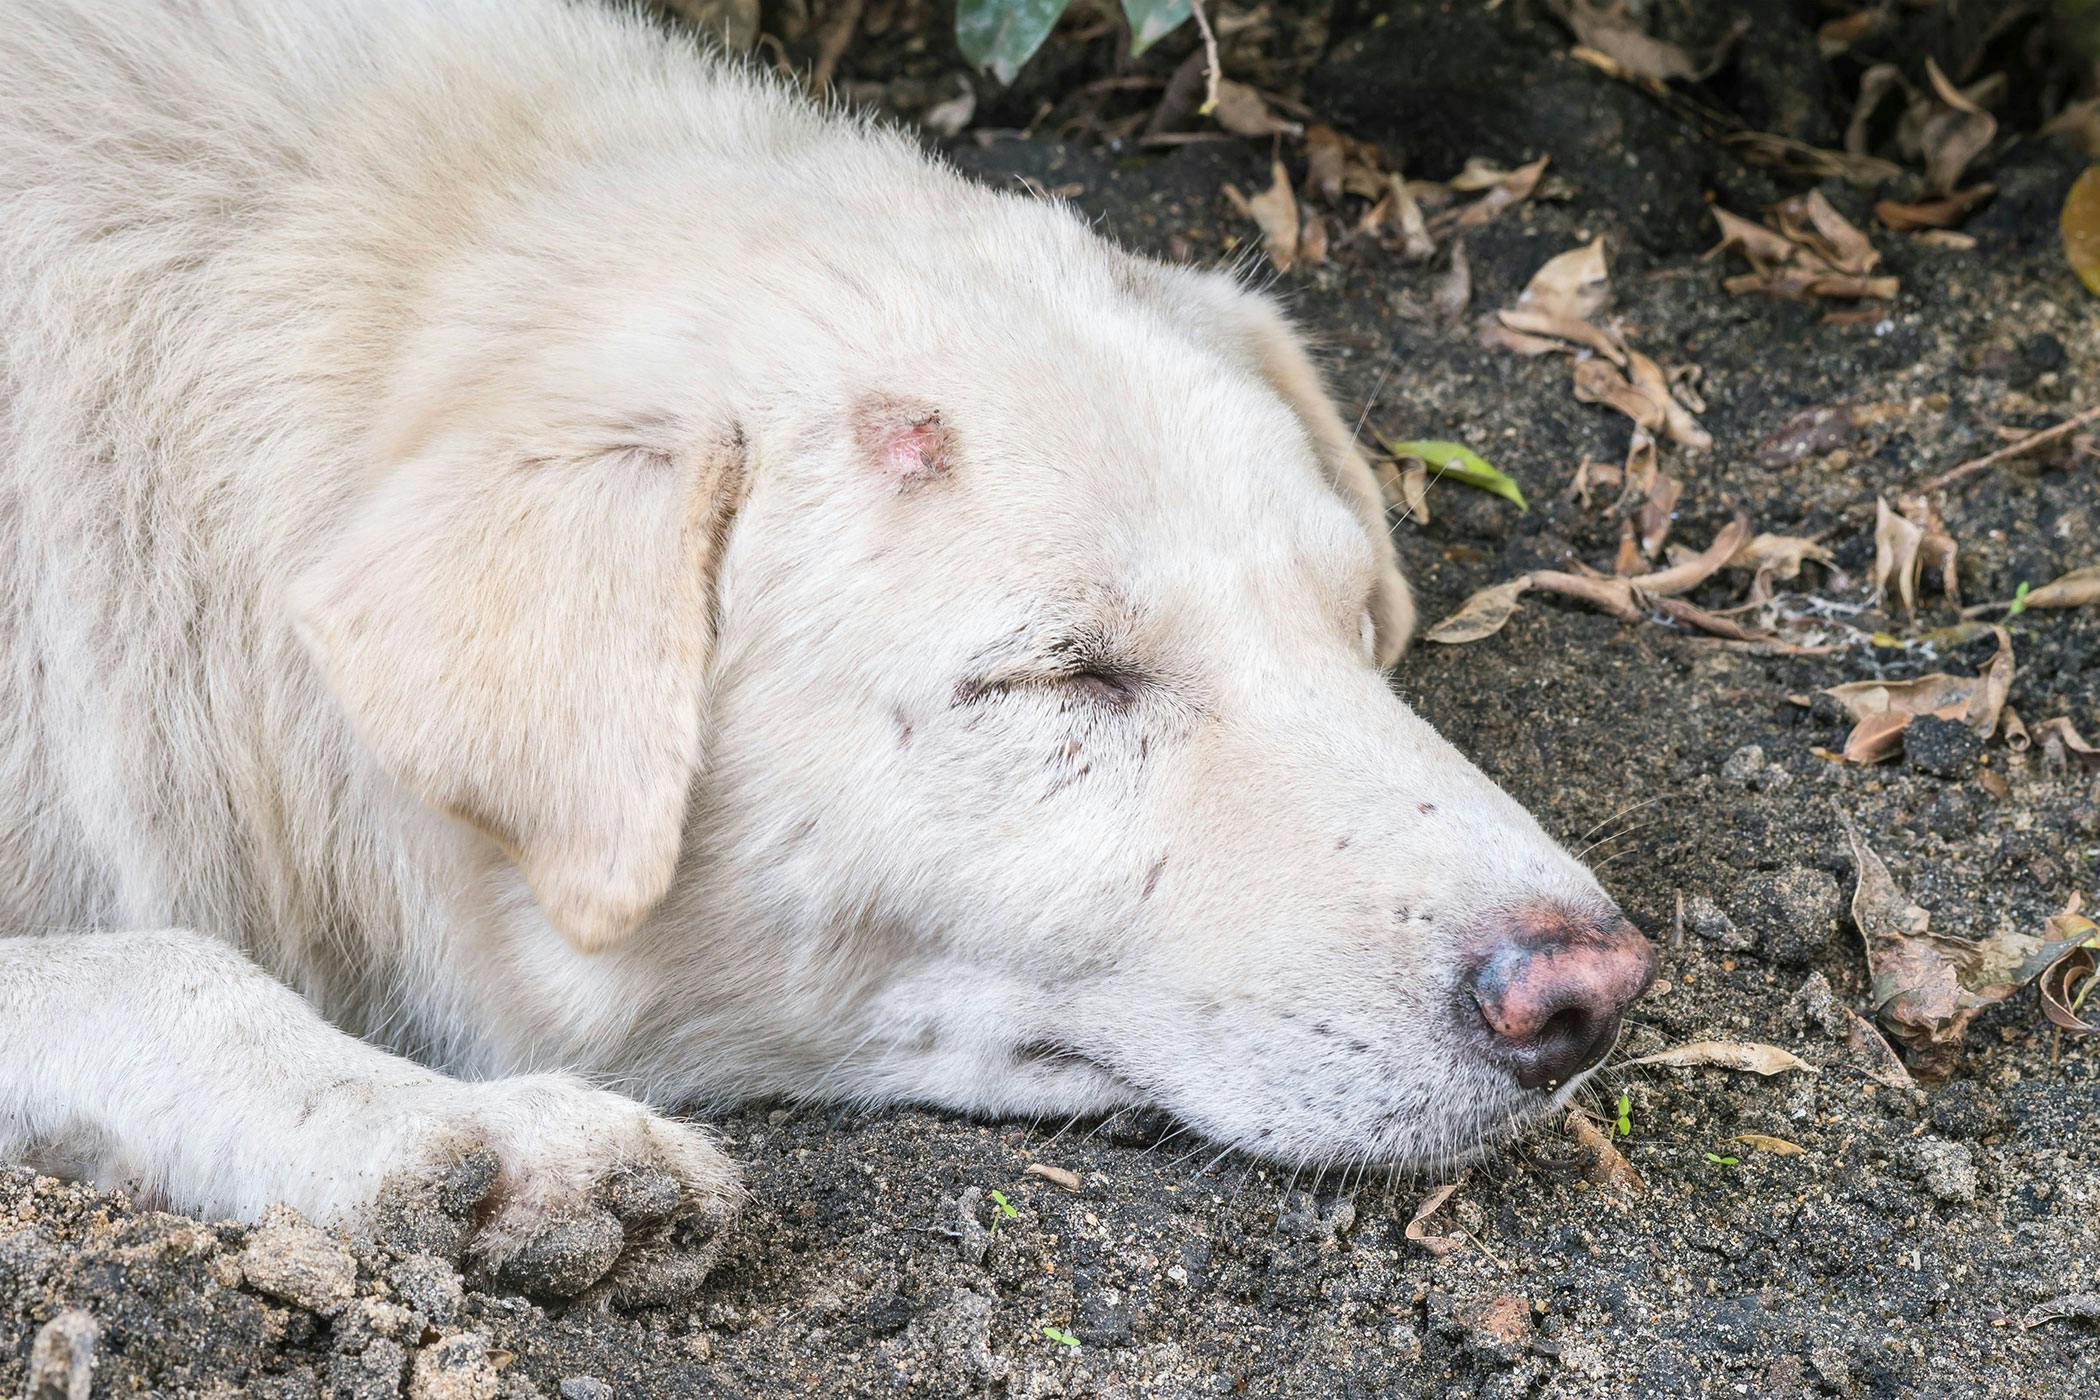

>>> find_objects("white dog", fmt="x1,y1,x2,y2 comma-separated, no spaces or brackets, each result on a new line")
0,0,1653,1301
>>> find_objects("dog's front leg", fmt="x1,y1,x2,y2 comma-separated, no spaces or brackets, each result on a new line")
0,930,739,1304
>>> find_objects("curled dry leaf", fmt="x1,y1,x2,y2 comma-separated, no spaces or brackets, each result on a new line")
1728,533,1834,581
1839,809,2092,1079
2037,896,2097,1034
1517,236,1610,323
1360,173,1436,261
1422,575,1533,644
1844,1009,1916,1090
1871,495,1957,617
1434,156,1548,237
1713,199,1898,302
2036,715,2100,773
1208,80,1301,139
1433,238,1472,325
1636,472,1682,558
1819,625,2012,763
1573,358,1663,432
1629,517,1750,597
1627,349,1711,450
1495,307,1627,364
1911,58,1997,198
1404,1183,1466,1256
1224,160,1299,274
1024,1162,1082,1190
1721,1133,1805,1156
1726,131,1903,188
1564,1111,1641,1190
2023,565,2100,610
1619,1040,1817,1075
1876,184,1995,232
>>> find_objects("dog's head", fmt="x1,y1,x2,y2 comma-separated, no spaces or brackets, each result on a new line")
294,173,1651,1171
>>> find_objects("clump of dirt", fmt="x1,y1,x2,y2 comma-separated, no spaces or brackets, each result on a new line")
7,1,2100,1395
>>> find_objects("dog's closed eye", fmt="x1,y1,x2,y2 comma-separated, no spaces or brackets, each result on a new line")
1061,667,1140,708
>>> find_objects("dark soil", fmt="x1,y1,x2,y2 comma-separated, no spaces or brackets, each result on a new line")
6,1,2099,1396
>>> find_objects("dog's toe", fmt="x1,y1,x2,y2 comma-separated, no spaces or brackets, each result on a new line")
481,1205,624,1298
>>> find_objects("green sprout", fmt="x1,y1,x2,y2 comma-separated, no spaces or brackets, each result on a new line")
1703,1152,1740,1167
1042,1325,1081,1349
987,1189,1019,1235
1614,1093,1633,1138
2006,580,2032,618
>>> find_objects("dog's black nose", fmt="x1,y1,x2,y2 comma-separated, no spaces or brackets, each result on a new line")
1462,906,1656,1091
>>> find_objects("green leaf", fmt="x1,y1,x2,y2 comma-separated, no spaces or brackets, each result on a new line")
956,0,1073,84
2006,580,2031,618
1614,1093,1632,1137
1119,0,1191,54
1381,439,1527,511
1042,1325,1081,1348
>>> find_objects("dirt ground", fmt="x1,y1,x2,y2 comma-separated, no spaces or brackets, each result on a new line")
6,1,2099,1396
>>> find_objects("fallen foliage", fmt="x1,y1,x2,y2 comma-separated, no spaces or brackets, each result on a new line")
1840,811,2091,1079
1815,626,2010,764
1712,193,1899,301
1620,1040,1816,1075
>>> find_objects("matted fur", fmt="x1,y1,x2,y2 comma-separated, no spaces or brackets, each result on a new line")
2,0,1621,1278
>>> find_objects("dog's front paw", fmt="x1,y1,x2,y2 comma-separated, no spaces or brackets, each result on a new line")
373,1075,740,1306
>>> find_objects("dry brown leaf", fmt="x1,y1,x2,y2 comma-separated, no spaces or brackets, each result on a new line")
1209,80,1300,139
1552,0,1744,85
1636,472,1682,558
1479,320,1565,357
1620,1040,1817,1075
1517,237,1611,323
1422,576,1533,644
1224,161,1299,274
1728,533,1834,580
1820,626,2012,763
2039,896,2097,1034
1494,308,1628,364
1912,58,1997,197
1721,1133,1805,1156
1565,1111,1642,1190
1840,809,2088,1079
1433,238,1472,326
1025,1162,1081,1190
1711,207,1801,268
1876,184,1996,232
1775,191,1881,276
1843,1009,1916,1089
2037,715,2100,773
1303,126,1349,205
1872,496,1925,617
1629,517,1751,597
1360,173,1436,261
1404,1183,1466,1256
1529,570,1642,622
1627,348,1711,450
2024,565,2100,610
1436,156,1548,236
1871,494,1959,616
1572,359,1665,432
1727,131,1904,188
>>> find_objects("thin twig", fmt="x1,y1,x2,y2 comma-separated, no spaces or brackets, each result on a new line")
1189,0,1221,115
810,0,865,93
1912,403,2100,493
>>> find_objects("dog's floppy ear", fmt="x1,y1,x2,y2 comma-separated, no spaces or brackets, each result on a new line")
1136,266,1415,664
293,424,748,954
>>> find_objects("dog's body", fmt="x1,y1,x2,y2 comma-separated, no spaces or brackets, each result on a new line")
2,0,1651,1297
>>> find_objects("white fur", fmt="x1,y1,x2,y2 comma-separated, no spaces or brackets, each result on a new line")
1,0,1615,1251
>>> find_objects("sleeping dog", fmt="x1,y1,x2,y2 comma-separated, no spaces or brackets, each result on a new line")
0,0,1653,1299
